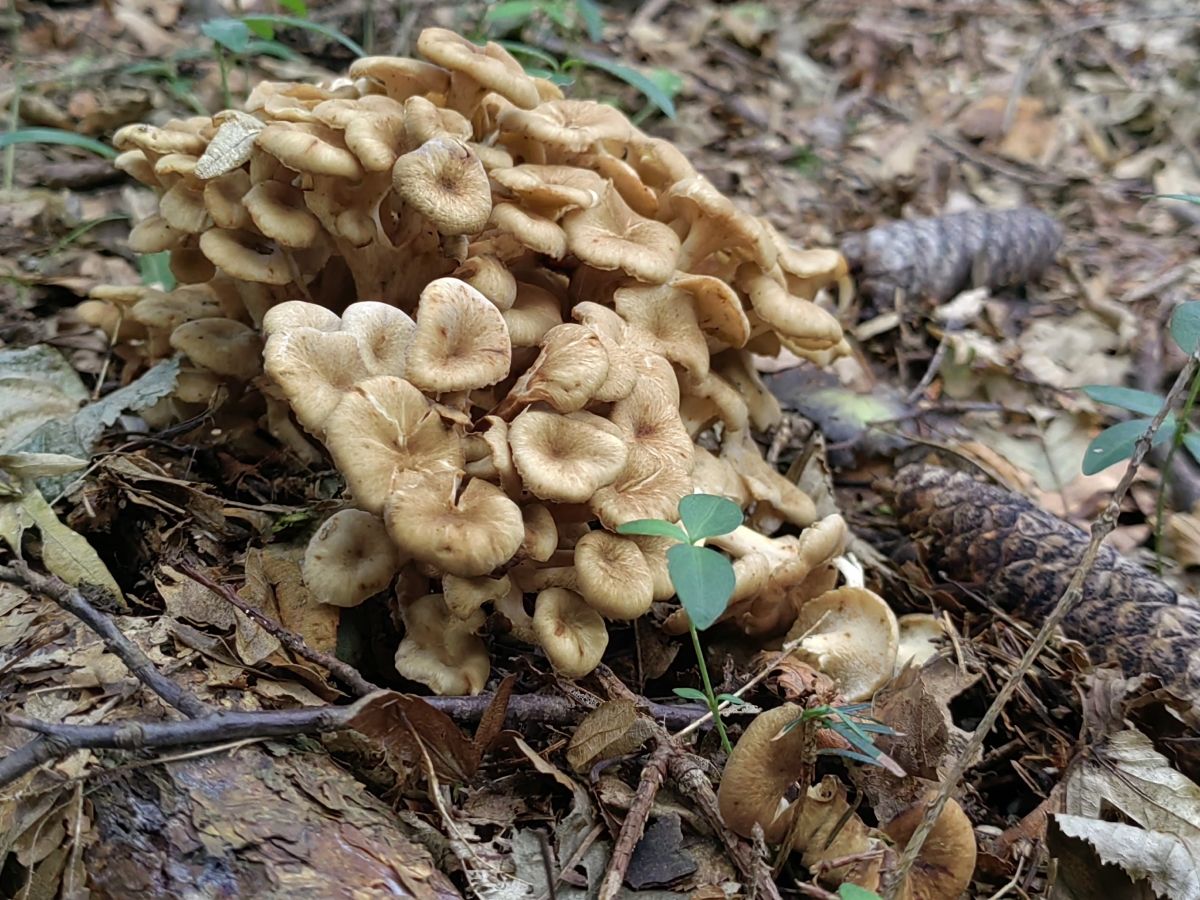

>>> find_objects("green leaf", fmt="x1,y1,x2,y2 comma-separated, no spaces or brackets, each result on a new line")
666,543,735,631
716,693,746,706
484,0,540,30
496,40,562,70
245,18,276,39
240,15,366,57
578,56,677,118
138,251,176,291
673,687,708,702
1157,193,1200,207
202,18,253,53
1082,385,1166,417
276,0,308,16
243,38,303,61
1185,432,1200,468
678,493,743,543
573,0,604,40
0,128,117,160
818,747,887,767
1170,301,1200,354
1082,417,1173,475
838,881,885,900
615,518,688,543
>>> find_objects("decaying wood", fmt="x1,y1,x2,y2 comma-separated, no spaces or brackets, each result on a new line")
840,208,1062,303
891,464,1200,720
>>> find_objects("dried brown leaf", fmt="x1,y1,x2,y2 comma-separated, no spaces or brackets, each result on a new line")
566,699,640,772
347,691,480,783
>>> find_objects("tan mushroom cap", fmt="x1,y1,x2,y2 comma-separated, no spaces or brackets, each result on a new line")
664,175,776,272
115,149,158,187
160,182,211,234
405,277,512,392
717,703,811,844
882,796,977,900
896,613,947,673
671,272,752,348
263,328,371,435
392,136,492,236
614,283,710,376
302,509,402,607
520,502,558,563
350,56,451,101
580,153,658,218
340,301,415,377
509,408,629,503
454,255,517,310
498,99,631,153
384,470,525,577
713,349,782,431
787,587,900,702
114,122,207,157
323,376,463,515
402,95,473,147
489,203,567,259
129,215,183,253
533,587,608,678
244,181,321,248
131,286,223,333
462,415,522,497
497,323,610,417
442,572,513,620
735,263,843,349
503,282,564,347
170,318,264,381
570,301,637,402
417,28,539,110
199,228,293,285
394,593,490,695
262,300,341,337
573,531,654,620
590,445,693,530
203,170,252,230
490,164,606,214
562,184,680,285
256,123,364,179
608,376,694,472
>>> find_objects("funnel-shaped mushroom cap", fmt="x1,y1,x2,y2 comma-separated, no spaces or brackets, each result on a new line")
303,509,401,607
509,408,628,503
503,282,564,347
614,283,709,376
262,301,341,337
256,123,364,179
498,323,610,416
160,182,210,234
664,174,776,272
349,56,451,101
244,181,321,248
203,171,251,230
263,328,370,435
490,164,605,214
718,703,810,844
385,470,524,577
323,376,463,515
498,99,632,153
489,204,568,259
563,184,680,285
590,446,693,530
392,136,492,236
736,263,843,348
789,587,900,701
170,318,264,380
896,613,946,673
199,228,292,285
454,255,517,310
340,301,416,377
442,573,512,620
573,531,654,620
533,587,608,678
882,795,977,900
406,278,512,392
416,28,539,109
609,374,695,472
394,593,490,695
520,503,558,563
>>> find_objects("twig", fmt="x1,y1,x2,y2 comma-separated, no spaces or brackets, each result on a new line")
0,563,210,718
881,349,1200,898
176,563,377,697
597,743,672,900
0,705,356,787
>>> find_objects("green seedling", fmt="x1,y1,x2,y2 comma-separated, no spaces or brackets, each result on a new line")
778,702,903,775
1081,299,1200,571
617,493,743,753
0,128,117,159
838,884,885,900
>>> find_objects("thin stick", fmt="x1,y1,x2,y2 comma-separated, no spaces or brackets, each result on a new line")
882,350,1200,898
0,563,210,718
597,743,672,900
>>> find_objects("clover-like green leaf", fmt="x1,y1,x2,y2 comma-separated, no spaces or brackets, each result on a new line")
672,687,708,702
1082,385,1166,417
678,493,742,543
1082,417,1174,475
1170,300,1200,355
615,518,687,543
666,543,734,631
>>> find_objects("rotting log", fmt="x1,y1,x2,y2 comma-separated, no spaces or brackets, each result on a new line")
891,464,1200,722
83,743,461,899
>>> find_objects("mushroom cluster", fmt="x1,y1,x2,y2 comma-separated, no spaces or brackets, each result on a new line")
86,28,859,692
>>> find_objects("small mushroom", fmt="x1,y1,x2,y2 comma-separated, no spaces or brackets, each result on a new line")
532,587,608,677
509,407,628,503
896,613,947,673
572,531,654,620
170,318,264,380
394,593,490,695
562,184,680,285
405,277,512,393
787,587,900,701
392,136,492,236
881,793,978,900
263,327,371,435
302,509,401,607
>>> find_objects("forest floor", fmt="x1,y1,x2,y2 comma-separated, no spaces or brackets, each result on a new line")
2,0,1200,897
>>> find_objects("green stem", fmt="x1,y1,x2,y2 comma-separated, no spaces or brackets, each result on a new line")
688,622,732,754
215,44,232,109
1154,366,1200,571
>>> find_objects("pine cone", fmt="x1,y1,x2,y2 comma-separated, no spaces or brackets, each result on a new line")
840,208,1061,304
891,465,1200,719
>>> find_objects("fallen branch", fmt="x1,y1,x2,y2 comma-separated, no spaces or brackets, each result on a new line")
881,349,1200,898
597,743,672,900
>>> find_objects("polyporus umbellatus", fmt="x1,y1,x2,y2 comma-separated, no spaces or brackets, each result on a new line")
88,27,888,696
